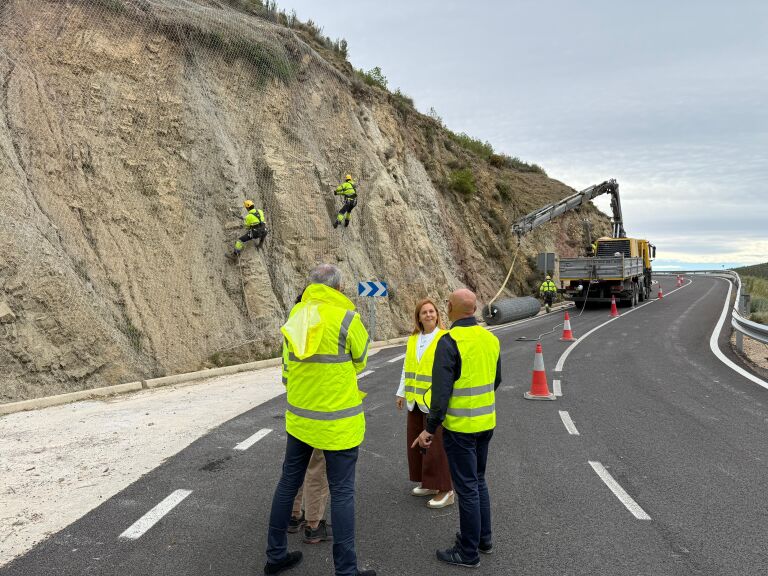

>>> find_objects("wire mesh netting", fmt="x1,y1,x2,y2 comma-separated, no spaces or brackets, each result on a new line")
2,0,507,401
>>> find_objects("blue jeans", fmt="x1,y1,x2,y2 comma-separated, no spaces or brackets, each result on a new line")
266,433,359,576
443,428,494,562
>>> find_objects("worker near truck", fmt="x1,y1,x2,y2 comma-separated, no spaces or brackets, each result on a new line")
539,275,557,313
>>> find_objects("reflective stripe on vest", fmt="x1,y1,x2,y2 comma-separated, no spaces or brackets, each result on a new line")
443,325,499,433
450,382,495,397
447,403,496,417
288,403,364,420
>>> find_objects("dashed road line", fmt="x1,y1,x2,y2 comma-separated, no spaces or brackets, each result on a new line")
358,370,374,378
234,428,272,451
119,489,193,540
588,461,650,520
387,353,406,363
558,411,579,435
553,378,562,397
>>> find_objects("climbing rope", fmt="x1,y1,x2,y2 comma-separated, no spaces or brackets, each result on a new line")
487,239,524,311
237,254,254,319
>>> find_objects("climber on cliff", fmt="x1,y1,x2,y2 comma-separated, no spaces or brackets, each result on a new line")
230,200,267,260
333,174,358,229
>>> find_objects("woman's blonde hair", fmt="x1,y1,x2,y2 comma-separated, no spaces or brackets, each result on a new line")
412,298,445,335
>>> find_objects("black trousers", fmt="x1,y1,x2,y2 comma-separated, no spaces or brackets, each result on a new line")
239,224,267,247
337,197,357,218
443,429,494,562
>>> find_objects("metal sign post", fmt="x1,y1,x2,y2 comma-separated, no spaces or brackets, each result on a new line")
358,281,388,342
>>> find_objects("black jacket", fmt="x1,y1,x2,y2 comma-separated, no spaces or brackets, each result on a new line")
425,317,501,434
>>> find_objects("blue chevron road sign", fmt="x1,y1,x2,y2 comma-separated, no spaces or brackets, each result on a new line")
358,281,388,297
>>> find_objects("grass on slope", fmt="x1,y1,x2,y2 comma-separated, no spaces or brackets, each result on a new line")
735,262,768,279
742,275,768,325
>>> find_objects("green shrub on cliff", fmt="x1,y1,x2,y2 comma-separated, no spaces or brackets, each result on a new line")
449,168,477,197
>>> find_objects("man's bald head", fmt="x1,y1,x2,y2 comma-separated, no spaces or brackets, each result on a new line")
448,288,477,321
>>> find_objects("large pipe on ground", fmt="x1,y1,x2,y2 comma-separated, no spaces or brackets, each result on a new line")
482,297,541,326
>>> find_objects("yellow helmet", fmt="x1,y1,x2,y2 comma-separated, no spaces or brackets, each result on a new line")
546,275,552,280
345,174,353,181
243,200,254,210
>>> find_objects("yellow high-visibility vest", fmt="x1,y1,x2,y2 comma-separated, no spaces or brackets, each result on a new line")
281,283,370,450
442,325,499,433
403,329,446,411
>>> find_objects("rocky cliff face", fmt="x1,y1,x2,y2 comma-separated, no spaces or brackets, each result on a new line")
0,0,610,401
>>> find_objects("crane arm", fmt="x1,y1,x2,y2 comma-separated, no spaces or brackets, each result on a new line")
511,179,626,239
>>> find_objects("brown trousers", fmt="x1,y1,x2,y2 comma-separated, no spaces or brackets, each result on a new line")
406,408,453,492
291,449,329,524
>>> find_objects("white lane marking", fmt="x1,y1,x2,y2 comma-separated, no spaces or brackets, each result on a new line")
589,461,650,520
234,428,272,451
558,411,579,435
709,278,768,390
119,489,193,540
554,299,643,368
358,370,374,378
554,278,693,371
387,353,406,363
553,379,562,397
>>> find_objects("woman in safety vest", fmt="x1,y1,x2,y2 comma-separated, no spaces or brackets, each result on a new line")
395,298,454,508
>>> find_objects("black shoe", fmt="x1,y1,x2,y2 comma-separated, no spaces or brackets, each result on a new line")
264,551,302,575
356,570,376,576
436,546,480,568
287,514,305,534
333,220,340,229
344,219,350,227
455,531,493,554
303,519,331,544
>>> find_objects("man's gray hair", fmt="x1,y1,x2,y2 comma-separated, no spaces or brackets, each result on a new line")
308,263,342,290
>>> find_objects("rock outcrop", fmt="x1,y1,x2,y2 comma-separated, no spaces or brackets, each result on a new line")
0,0,610,401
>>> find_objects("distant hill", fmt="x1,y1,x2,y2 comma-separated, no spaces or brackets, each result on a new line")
735,263,768,280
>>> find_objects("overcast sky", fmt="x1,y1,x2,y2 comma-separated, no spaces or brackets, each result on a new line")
278,0,767,269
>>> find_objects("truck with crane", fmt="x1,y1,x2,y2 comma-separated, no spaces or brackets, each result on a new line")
511,179,655,307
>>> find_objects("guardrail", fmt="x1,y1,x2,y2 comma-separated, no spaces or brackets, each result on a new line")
656,270,768,345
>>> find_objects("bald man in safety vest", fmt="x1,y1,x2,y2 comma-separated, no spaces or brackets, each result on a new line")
413,288,501,568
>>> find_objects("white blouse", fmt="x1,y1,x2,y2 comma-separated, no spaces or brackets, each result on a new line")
395,328,439,413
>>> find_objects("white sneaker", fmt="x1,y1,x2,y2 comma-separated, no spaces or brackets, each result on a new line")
411,486,439,497
427,491,455,508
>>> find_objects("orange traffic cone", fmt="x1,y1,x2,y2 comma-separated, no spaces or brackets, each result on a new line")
610,295,619,317
658,284,664,299
560,311,576,341
524,342,556,401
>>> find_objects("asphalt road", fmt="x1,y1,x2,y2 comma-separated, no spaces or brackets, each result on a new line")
3,275,767,576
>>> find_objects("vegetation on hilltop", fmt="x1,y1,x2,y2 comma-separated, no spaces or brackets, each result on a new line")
219,0,546,179
735,262,768,280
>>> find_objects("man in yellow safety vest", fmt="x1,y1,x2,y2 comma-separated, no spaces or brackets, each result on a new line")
539,275,557,313
232,199,267,259
413,288,501,568
333,174,358,229
263,264,376,576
